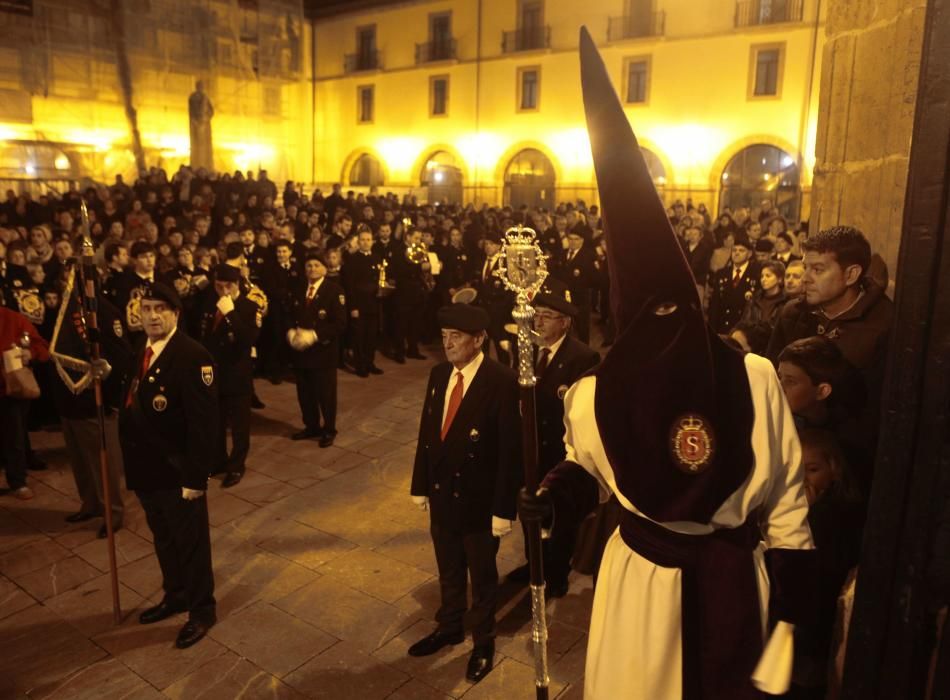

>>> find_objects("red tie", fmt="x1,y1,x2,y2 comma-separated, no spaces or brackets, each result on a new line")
212,310,224,330
126,346,153,407
732,268,742,287
441,372,464,441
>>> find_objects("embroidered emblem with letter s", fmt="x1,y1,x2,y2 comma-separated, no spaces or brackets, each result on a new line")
201,365,214,386
669,414,716,474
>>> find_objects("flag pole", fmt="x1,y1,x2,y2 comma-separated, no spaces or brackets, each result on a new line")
497,225,549,700
79,200,122,624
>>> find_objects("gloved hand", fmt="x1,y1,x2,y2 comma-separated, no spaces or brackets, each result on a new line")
90,358,112,381
216,294,235,315
181,487,205,500
411,495,429,511
492,516,512,538
518,486,553,524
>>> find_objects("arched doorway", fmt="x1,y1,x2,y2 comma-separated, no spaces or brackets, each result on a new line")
504,148,556,210
0,141,79,196
421,151,463,204
348,153,385,187
640,146,667,192
719,144,801,220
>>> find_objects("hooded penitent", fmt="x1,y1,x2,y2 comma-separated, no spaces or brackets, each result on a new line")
580,26,755,523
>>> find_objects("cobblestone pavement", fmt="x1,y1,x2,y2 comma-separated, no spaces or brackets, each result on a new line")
0,345,591,699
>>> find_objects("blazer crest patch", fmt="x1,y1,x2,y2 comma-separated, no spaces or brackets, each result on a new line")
201,365,214,386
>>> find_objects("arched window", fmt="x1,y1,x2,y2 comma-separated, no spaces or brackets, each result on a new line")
348,153,384,187
504,148,556,210
0,142,76,180
640,147,667,190
719,144,800,221
421,151,463,204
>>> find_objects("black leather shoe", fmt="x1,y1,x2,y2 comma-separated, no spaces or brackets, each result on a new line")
65,511,101,523
318,433,336,448
545,580,570,599
393,356,406,365
506,564,530,584
221,472,243,488
291,429,321,441
356,370,369,378
368,366,384,375
139,600,187,625
175,616,216,649
98,523,121,539
466,642,495,682
251,395,266,409
407,629,465,657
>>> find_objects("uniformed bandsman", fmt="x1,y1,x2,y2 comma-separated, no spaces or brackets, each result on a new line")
287,252,346,447
198,265,261,488
106,240,157,346
341,228,384,377
408,303,521,684
118,282,219,649
505,276,600,596
475,230,514,365
553,225,598,344
260,239,300,383
708,230,762,334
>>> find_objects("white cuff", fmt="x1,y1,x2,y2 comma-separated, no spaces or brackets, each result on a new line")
492,516,513,537
411,495,429,511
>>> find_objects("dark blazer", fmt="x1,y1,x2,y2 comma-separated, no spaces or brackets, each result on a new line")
708,260,762,334
553,246,597,308
197,294,260,396
411,356,522,534
118,330,219,491
342,249,382,315
535,336,600,475
475,255,513,329
288,278,347,369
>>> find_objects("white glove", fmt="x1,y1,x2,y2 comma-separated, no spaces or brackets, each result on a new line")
181,487,204,500
412,495,429,511
90,358,112,380
492,516,513,538
216,294,235,315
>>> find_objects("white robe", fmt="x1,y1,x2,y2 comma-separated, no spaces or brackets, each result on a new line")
561,352,814,700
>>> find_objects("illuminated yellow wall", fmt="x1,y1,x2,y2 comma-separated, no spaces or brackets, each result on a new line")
0,3,313,187
314,0,825,215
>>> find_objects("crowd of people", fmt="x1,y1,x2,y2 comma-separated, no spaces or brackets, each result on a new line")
0,164,893,693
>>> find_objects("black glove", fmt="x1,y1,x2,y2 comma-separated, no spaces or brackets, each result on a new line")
518,486,553,525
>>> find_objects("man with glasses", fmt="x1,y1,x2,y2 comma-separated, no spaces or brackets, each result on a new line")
506,277,600,596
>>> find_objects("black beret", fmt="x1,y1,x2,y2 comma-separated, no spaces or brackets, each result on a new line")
732,231,752,250
142,281,182,311
483,229,503,245
130,241,155,258
754,238,775,253
437,303,490,333
534,275,578,317
214,264,241,282
567,224,593,242
777,232,795,246
225,242,245,260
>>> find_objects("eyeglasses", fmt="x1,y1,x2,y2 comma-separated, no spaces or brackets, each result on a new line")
535,312,566,323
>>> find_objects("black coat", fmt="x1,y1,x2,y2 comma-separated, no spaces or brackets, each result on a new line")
342,249,382,316
475,254,513,330
708,260,762,334
118,330,219,491
288,278,347,369
197,294,260,396
411,356,522,534
536,337,600,475
553,246,597,308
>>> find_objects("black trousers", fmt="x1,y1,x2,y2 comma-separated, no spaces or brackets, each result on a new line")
393,300,423,359
137,488,215,622
0,397,29,490
520,518,575,586
260,312,291,379
217,393,251,475
351,313,379,373
431,523,499,646
294,366,337,434
573,297,591,345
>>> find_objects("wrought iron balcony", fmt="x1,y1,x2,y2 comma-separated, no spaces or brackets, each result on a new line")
607,11,666,41
415,39,457,64
344,49,380,73
735,0,803,27
501,26,551,53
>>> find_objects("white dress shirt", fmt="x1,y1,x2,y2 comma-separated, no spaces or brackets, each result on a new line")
441,351,484,427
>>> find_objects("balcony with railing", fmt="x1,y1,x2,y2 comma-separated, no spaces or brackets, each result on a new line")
415,39,457,64
607,11,666,41
501,26,551,53
344,49,381,73
735,0,803,27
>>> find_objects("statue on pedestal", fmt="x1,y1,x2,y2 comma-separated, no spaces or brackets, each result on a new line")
188,80,214,170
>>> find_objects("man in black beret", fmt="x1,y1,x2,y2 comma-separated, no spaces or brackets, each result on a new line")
197,265,261,488
553,225,597,343
408,302,521,683
708,229,761,334
118,281,220,649
754,237,776,263
506,277,600,596
475,230,514,365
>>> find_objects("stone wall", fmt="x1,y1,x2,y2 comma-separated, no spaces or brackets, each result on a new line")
811,0,928,278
